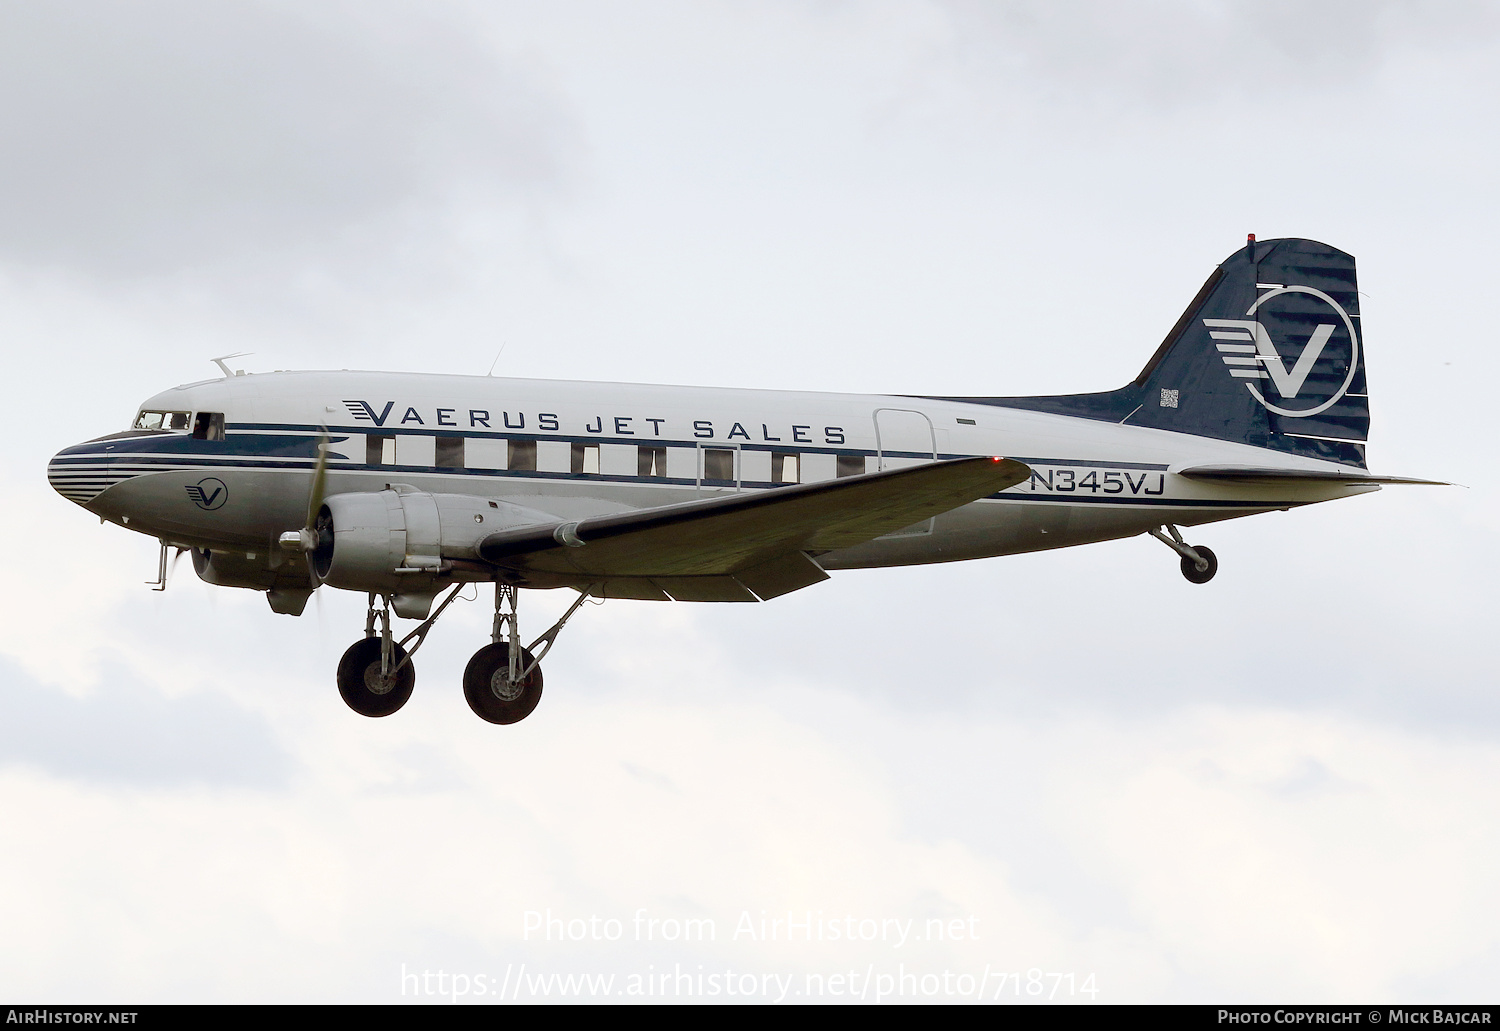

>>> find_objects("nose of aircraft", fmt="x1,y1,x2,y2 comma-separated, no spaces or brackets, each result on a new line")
47,441,110,508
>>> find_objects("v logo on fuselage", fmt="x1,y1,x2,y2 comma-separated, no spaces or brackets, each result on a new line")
185,477,228,511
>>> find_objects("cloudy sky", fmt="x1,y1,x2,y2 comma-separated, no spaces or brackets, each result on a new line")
2,0,1498,1004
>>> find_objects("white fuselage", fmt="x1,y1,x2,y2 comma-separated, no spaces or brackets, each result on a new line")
51,370,1375,582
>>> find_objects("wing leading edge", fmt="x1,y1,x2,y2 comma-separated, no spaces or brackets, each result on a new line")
478,456,1031,602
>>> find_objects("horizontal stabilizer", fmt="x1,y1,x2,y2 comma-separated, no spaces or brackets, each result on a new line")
479,456,1031,587
1177,464,1447,486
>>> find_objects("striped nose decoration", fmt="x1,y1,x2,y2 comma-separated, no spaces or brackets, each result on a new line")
47,455,139,506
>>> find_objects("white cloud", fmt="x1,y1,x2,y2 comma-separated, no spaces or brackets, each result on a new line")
0,1,574,280
3,651,1496,1001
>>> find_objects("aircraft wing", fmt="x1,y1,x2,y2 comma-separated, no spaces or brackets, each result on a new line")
478,456,1030,601
1176,465,1447,486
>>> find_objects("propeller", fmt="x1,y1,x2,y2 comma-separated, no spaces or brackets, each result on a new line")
278,427,331,585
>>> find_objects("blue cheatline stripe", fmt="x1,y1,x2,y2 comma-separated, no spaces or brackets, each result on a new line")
69,424,1173,470
51,455,322,470
57,432,347,461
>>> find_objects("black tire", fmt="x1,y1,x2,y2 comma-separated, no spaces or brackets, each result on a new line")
336,637,415,717
464,642,543,725
1180,545,1218,584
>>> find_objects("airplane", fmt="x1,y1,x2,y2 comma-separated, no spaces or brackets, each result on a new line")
47,236,1439,724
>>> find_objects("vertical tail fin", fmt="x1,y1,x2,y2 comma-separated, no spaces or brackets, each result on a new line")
956,238,1370,468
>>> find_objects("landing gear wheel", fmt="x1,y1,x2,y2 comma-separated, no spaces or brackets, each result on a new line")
464,642,543,725
1180,545,1218,584
337,637,415,717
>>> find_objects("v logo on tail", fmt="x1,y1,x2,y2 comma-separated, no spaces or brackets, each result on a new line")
1202,283,1361,419
1205,319,1336,397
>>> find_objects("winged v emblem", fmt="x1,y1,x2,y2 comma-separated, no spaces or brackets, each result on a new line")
186,478,228,510
1200,284,1360,419
1204,319,1336,398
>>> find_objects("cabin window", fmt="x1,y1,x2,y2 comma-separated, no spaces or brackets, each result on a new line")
191,412,226,441
571,443,600,475
508,439,537,471
771,452,801,484
638,445,666,477
134,410,190,431
435,437,465,469
703,447,735,482
836,454,865,478
367,435,395,465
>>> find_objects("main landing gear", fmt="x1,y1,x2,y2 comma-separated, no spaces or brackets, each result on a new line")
1148,525,1218,584
335,584,592,724
464,584,591,724
335,590,455,717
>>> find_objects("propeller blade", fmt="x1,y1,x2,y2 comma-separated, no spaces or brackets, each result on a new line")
305,426,329,531
303,427,333,587
278,427,331,556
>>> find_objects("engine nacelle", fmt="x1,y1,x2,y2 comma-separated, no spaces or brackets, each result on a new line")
313,486,553,615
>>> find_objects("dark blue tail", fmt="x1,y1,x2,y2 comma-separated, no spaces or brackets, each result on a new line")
938,238,1370,468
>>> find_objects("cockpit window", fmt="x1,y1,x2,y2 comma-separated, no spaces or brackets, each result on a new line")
134,410,191,431
192,412,226,441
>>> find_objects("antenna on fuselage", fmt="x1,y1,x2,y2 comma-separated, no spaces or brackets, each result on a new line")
487,342,507,377
210,352,252,378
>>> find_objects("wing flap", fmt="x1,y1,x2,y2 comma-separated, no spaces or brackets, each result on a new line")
653,576,759,603
590,579,673,602
479,456,1030,580
731,550,830,601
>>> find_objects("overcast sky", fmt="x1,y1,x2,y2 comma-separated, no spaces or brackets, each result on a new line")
2,0,1498,1003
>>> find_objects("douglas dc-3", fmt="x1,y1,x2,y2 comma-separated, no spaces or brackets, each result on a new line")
48,237,1437,724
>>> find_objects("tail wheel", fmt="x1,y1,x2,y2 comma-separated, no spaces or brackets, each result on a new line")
336,637,415,717
1180,545,1218,584
464,642,543,724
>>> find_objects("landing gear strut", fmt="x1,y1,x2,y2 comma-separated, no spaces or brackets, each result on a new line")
336,587,465,717
463,584,590,725
337,596,412,716
1148,525,1218,584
